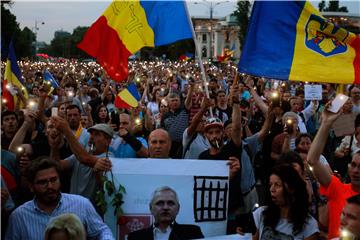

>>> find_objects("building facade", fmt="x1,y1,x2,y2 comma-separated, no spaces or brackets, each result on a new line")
192,15,240,60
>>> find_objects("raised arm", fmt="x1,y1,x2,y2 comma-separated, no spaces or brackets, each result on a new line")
9,110,37,153
51,116,97,167
245,76,269,114
187,97,212,137
307,103,341,187
101,80,111,101
184,82,195,111
231,86,242,147
257,105,275,143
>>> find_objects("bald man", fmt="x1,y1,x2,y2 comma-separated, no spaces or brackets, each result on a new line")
148,129,172,158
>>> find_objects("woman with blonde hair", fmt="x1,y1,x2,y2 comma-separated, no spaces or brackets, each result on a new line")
44,213,86,240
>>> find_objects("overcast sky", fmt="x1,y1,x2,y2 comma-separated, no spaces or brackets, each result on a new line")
6,0,360,44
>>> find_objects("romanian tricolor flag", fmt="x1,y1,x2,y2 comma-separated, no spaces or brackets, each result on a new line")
115,83,141,109
238,1,360,84
78,1,193,82
179,53,193,61
3,40,28,110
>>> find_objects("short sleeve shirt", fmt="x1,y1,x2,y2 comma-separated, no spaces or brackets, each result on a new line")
319,176,359,239
253,206,319,240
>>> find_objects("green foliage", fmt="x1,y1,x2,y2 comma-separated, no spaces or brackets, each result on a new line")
322,0,348,12
318,1,326,11
39,26,90,59
140,39,194,60
95,171,126,217
17,27,36,57
2,2,37,59
232,0,251,51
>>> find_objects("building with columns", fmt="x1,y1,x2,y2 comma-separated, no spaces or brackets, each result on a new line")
192,15,240,60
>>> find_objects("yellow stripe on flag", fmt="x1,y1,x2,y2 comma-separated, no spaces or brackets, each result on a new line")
119,89,139,107
5,59,28,109
290,1,357,84
102,1,155,54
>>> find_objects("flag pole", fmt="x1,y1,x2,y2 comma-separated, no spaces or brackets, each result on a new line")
184,2,219,148
184,1,214,118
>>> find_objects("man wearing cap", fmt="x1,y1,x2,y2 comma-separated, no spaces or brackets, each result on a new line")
198,85,270,234
50,117,112,201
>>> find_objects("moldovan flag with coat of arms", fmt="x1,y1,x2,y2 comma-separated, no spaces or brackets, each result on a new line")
238,1,360,84
3,40,29,111
77,1,193,82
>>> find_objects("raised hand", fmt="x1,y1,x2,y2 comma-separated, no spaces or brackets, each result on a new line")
227,156,241,180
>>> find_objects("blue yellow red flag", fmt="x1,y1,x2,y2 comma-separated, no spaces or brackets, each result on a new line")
78,1,193,82
238,1,360,84
114,83,141,109
4,40,28,110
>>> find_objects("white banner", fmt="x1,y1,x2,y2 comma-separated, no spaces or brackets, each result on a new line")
104,158,229,239
304,84,322,100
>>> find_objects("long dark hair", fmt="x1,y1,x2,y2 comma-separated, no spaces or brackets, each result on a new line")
94,104,109,124
263,164,309,235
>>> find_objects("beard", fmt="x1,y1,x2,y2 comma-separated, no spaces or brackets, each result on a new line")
36,189,60,206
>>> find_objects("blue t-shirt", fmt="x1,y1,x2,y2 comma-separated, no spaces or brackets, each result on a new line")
110,135,148,158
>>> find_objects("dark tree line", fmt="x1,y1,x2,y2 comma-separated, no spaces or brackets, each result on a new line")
1,0,350,60
1,1,36,60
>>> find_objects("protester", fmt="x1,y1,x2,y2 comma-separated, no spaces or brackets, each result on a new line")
5,157,114,240
340,194,360,239
2,56,359,239
1,111,19,150
307,103,360,239
251,164,319,240
44,213,86,240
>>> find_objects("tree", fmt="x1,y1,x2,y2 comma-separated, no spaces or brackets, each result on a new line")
17,27,36,57
322,0,348,12
1,1,20,59
318,0,326,11
69,26,90,59
232,0,252,51
1,2,37,59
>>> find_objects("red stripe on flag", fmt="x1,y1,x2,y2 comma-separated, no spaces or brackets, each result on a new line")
2,80,15,111
351,36,360,84
77,16,132,82
115,96,132,110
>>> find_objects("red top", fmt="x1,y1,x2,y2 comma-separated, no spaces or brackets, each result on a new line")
319,176,359,239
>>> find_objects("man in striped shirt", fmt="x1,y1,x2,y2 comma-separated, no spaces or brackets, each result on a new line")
5,157,114,240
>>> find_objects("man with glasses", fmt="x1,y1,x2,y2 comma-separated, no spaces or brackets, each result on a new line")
307,105,360,239
5,157,114,240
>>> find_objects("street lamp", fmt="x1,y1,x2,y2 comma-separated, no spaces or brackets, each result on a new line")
194,0,229,60
33,20,45,54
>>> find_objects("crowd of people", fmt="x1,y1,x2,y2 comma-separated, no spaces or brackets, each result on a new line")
1,58,360,239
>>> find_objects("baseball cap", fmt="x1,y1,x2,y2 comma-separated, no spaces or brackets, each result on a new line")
88,124,114,138
204,117,223,131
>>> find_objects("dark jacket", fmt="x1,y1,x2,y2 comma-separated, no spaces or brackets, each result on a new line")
127,222,204,240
